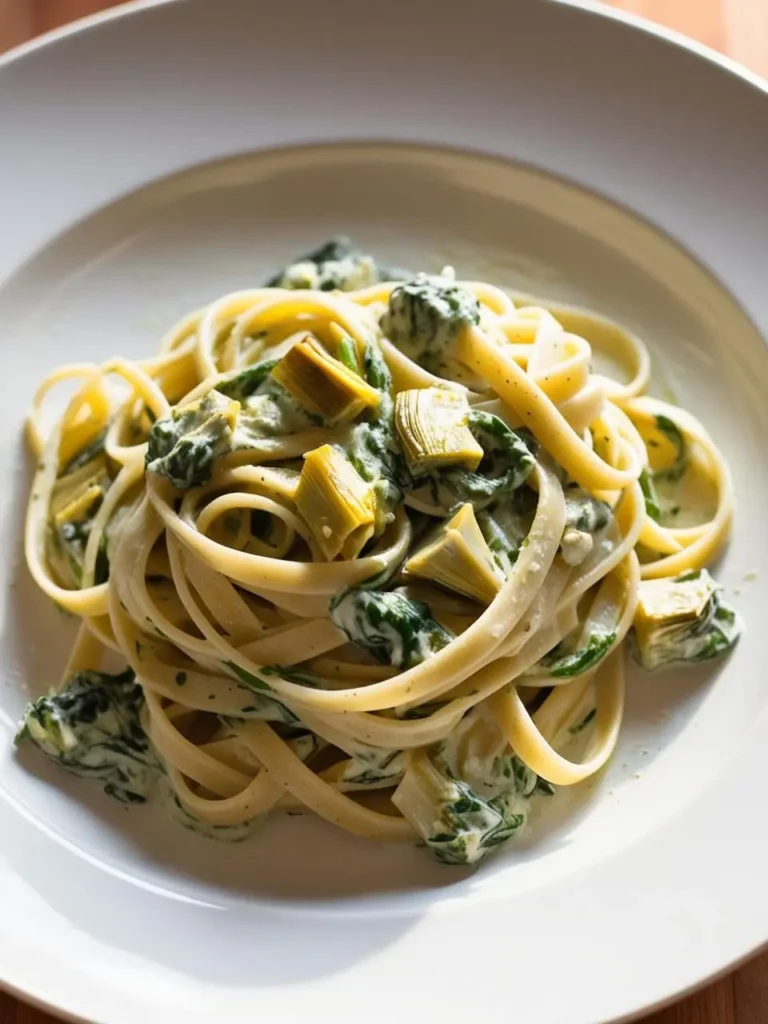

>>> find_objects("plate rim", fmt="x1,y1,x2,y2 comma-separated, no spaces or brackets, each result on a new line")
0,2,766,1023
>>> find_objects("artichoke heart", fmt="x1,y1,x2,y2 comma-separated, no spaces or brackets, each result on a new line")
405,503,504,605
295,444,377,561
271,334,380,425
633,569,741,671
394,388,483,474
53,484,104,530
50,453,109,520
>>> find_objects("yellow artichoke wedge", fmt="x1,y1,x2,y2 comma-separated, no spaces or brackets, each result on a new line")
404,502,504,605
394,388,483,473
272,334,380,425
50,453,110,522
295,443,376,560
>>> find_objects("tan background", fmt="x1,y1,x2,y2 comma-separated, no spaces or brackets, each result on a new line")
0,0,766,1021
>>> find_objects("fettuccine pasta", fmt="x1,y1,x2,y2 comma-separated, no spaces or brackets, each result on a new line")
17,238,740,865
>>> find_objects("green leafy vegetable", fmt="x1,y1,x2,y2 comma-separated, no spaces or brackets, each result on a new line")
564,490,612,533
541,629,617,678
408,411,535,514
392,708,550,866
639,467,661,522
654,414,687,482
341,746,406,787
217,359,279,401
346,341,411,529
476,491,536,575
223,660,274,691
559,488,613,565
380,271,480,369
266,237,394,292
569,708,597,734
146,392,238,489
146,373,313,489
16,669,159,804
330,589,453,669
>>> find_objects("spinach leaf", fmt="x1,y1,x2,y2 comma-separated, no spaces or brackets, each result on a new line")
393,724,548,867
217,359,279,401
559,488,613,565
476,491,537,575
330,589,453,669
564,490,612,533
341,746,406,787
380,271,480,369
639,467,662,522
426,782,526,865
17,669,159,804
409,411,535,514
654,414,687,482
266,237,392,292
569,707,597,734
542,629,617,678
346,341,411,528
146,392,237,489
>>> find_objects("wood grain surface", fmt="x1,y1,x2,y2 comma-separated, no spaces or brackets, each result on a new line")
0,1,765,1022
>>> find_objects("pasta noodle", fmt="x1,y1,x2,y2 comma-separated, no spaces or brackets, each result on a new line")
17,239,740,865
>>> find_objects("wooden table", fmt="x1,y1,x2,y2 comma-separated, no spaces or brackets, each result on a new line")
0,0,766,1021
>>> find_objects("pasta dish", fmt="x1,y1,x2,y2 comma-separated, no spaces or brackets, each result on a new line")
18,239,740,865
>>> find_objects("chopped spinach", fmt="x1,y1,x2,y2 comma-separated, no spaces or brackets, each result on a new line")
146,376,312,490
639,467,662,522
217,358,279,401
341,746,406,786
426,782,526,865
392,710,549,866
266,237,392,292
476,489,537,575
409,410,535,514
380,271,480,369
541,629,617,678
559,489,613,565
564,491,612,534
223,660,274,692
16,669,159,804
569,707,597,734
654,414,687,482
346,341,411,528
146,392,238,489
330,589,453,669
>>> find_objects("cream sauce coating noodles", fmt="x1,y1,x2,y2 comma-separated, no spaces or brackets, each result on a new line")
18,242,739,865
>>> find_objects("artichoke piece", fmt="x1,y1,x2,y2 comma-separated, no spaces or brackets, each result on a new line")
405,503,503,605
295,444,376,560
49,452,112,587
633,569,742,671
394,388,483,474
271,334,380,426
51,451,110,520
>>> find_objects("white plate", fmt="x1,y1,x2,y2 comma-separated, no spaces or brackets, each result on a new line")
0,2,767,1021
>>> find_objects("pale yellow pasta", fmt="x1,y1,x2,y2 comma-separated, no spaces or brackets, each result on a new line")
20,251,735,864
